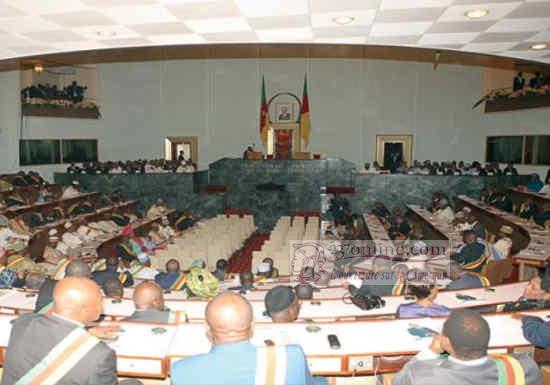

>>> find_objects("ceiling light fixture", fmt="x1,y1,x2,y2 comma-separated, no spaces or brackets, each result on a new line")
465,9,489,19
530,43,547,50
96,30,117,37
332,16,355,25
33,64,43,73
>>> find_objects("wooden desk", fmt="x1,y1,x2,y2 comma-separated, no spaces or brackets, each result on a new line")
508,187,550,212
2,192,101,218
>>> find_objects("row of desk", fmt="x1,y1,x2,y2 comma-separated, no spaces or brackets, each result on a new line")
0,309,545,378
0,281,527,323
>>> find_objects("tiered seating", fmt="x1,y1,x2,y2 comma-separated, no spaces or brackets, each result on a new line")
251,215,319,275
151,214,255,271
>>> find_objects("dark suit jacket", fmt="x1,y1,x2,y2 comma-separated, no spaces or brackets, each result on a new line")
1,314,118,385
34,278,57,313
123,309,171,324
92,268,134,288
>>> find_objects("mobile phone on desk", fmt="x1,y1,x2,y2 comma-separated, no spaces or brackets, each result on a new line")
327,334,341,350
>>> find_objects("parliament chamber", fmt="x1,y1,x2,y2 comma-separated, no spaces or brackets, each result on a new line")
0,2,550,384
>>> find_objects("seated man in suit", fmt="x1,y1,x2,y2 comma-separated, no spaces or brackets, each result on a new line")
124,281,184,324
2,277,141,385
154,259,187,290
451,231,488,272
171,292,326,385
35,260,91,314
102,278,124,301
446,260,490,290
91,255,133,288
265,285,301,323
392,309,541,385
347,256,406,297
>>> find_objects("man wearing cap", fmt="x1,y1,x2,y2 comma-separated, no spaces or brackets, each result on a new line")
392,309,541,385
171,292,326,385
446,260,490,290
146,199,168,219
61,180,81,199
451,231,488,273
491,225,513,260
265,285,301,323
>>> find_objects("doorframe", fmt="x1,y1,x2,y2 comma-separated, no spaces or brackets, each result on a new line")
375,134,413,167
165,136,198,163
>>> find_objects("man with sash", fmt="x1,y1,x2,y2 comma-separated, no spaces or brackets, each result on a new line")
347,256,406,297
446,260,490,290
451,231,488,273
155,259,187,290
35,260,91,314
392,308,541,385
171,292,326,385
2,277,142,385
123,281,186,324
91,255,133,288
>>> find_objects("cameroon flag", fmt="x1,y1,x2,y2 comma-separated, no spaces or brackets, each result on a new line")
300,74,311,147
259,76,269,146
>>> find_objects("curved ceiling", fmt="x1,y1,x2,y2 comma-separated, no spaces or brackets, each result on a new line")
1,0,549,64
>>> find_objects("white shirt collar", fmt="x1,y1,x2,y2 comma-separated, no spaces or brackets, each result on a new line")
51,312,85,328
448,356,488,366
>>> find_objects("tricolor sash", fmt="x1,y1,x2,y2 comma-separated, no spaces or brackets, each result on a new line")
129,263,145,277
7,255,25,269
491,354,526,385
119,272,129,284
53,259,71,280
37,302,54,315
119,243,137,258
169,273,187,290
462,243,489,271
254,345,287,385
168,311,187,324
14,327,100,385
67,202,80,216
92,259,106,272
392,275,405,295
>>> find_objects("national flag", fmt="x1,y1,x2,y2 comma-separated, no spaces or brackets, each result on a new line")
259,76,269,146
300,74,311,147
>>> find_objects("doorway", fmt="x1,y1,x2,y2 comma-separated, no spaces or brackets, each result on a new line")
165,136,198,163
375,135,413,172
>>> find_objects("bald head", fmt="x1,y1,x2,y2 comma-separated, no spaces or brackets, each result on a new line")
133,282,164,311
52,277,102,324
205,292,253,345
65,260,91,278
166,259,180,273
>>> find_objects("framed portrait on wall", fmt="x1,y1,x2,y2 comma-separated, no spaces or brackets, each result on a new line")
276,103,293,122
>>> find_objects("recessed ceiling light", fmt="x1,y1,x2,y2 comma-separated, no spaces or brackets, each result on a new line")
96,30,117,37
33,64,43,73
530,43,547,50
332,16,355,25
465,9,489,19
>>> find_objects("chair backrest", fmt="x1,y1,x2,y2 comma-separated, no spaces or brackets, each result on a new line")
484,259,513,285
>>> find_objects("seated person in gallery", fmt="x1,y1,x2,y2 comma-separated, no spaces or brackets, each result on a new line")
35,260,91,314
171,292,326,385
61,180,81,199
513,71,526,91
264,285,301,323
155,259,187,291
396,272,450,319
525,173,543,193
256,257,279,279
212,259,229,281
124,281,185,324
502,162,518,176
392,309,541,385
451,231,488,272
242,145,254,160
91,255,134,288
446,260,490,290
3,277,143,385
102,278,124,301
